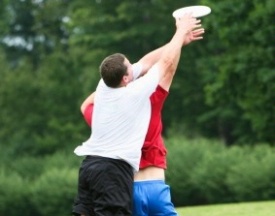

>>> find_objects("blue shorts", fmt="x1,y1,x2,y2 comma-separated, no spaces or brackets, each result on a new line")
133,180,178,216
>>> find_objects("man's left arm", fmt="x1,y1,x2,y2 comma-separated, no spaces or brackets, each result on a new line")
137,44,168,77
136,28,204,77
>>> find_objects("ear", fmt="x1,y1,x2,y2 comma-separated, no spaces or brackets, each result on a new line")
122,76,129,84
121,75,129,86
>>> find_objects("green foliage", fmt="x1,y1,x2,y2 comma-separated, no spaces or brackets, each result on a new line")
226,145,275,201
43,150,82,171
31,168,78,216
166,137,212,205
9,156,45,180
1,0,274,160
3,0,70,66
0,53,86,156
0,137,274,215
0,171,39,216
0,151,81,215
166,136,275,206
0,0,274,215
0,59,42,153
190,148,238,203
198,0,275,144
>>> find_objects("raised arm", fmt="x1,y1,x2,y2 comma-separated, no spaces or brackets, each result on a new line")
137,16,203,77
137,44,168,77
159,18,205,91
155,14,202,89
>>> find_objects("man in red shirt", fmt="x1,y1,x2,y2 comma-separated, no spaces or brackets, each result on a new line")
80,28,204,215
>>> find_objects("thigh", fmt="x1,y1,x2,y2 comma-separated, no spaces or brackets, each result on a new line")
133,182,148,216
72,158,95,216
149,181,178,216
87,157,133,216
133,180,178,216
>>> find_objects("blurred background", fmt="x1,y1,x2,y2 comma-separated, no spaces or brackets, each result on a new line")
0,0,274,215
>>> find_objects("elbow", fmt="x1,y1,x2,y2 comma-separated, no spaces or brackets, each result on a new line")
162,57,176,74
162,56,173,67
80,103,86,114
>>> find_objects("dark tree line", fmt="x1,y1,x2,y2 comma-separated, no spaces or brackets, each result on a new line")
0,0,274,158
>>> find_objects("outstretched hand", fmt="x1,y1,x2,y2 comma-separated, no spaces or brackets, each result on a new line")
175,13,201,34
174,13,205,46
183,28,205,45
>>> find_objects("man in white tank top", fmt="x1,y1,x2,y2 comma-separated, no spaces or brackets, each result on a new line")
72,14,203,216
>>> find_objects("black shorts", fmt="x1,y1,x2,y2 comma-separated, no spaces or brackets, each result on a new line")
72,156,133,216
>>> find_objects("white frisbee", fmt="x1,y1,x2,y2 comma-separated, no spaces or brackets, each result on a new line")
172,5,211,18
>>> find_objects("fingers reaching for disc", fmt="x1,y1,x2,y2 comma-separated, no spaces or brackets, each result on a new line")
176,13,203,33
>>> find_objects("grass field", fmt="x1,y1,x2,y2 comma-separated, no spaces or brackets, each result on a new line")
176,201,275,216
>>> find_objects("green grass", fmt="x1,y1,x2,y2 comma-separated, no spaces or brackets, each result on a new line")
176,201,275,216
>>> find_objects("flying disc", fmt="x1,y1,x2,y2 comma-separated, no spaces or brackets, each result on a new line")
172,5,211,18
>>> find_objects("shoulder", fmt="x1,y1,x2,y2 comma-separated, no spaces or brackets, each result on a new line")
132,62,143,80
150,85,168,104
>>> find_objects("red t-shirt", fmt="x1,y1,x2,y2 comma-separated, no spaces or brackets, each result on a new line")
83,85,168,169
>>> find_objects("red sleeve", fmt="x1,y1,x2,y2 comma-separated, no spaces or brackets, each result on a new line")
150,85,168,106
83,104,94,127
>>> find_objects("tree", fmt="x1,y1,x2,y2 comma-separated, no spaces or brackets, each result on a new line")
2,0,70,68
197,0,275,144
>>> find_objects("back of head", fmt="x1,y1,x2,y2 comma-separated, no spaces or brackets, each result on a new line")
99,53,127,88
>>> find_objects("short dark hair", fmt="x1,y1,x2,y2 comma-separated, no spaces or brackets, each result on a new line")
99,53,128,88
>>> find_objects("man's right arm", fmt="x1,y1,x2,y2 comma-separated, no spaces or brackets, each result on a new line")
128,14,203,99
155,14,202,84
136,14,203,78
159,20,205,91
